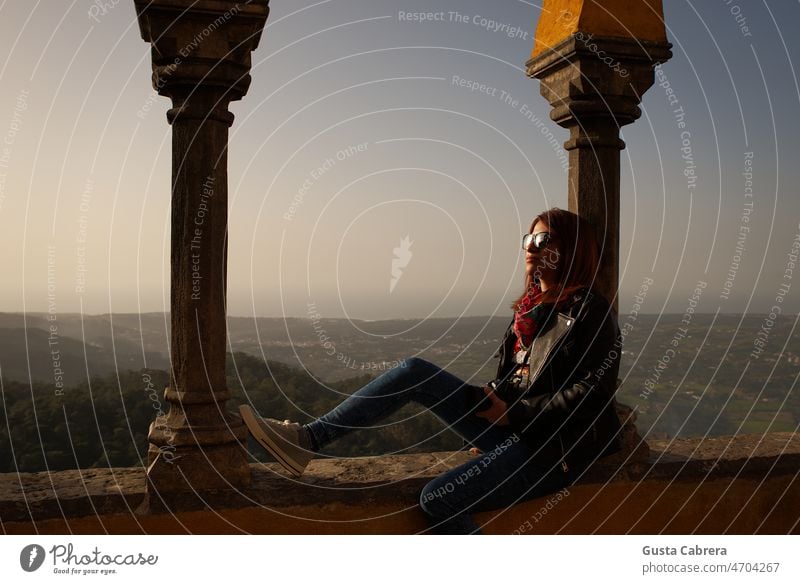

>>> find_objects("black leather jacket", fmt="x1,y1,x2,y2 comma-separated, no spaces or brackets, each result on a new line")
492,286,623,471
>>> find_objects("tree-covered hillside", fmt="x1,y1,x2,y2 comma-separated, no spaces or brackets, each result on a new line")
0,352,465,473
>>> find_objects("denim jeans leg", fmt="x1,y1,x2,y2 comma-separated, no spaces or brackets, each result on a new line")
304,356,515,453
418,440,578,535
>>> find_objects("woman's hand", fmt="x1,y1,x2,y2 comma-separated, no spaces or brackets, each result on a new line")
474,384,511,426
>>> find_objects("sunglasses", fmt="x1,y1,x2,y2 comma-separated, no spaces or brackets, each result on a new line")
522,232,552,251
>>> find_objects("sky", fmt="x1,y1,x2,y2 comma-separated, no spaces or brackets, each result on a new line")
0,0,798,319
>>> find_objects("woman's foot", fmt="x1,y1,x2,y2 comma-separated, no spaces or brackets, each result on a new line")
239,405,315,477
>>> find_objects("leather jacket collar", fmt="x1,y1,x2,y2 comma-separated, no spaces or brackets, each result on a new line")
494,285,597,391
522,286,595,387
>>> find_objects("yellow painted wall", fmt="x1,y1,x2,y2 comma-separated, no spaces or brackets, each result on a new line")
532,0,667,57
5,476,798,535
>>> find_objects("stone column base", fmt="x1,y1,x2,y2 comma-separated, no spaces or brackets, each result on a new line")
141,410,251,508
615,400,650,463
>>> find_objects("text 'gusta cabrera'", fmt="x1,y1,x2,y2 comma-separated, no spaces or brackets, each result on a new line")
643,546,727,556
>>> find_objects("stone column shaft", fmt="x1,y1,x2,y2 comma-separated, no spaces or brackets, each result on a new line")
566,118,622,306
168,88,231,401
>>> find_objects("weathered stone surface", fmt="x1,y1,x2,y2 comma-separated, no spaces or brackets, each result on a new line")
608,400,650,463
1,433,797,534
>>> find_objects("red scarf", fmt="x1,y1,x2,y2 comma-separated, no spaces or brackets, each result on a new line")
513,282,544,353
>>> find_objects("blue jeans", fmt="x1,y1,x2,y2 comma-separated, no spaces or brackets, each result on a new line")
304,357,583,534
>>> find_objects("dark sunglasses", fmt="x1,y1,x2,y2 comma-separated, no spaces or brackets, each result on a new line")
522,232,552,251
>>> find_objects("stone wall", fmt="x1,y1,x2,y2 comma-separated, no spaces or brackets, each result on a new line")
1,433,797,534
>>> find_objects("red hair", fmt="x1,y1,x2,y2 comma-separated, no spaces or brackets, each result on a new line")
510,207,605,311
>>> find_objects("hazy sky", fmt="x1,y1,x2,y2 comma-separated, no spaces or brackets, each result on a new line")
1,0,798,319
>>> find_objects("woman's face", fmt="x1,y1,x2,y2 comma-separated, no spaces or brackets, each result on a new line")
525,219,560,284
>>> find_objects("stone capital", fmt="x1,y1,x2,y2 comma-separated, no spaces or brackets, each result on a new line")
527,35,672,143
134,0,270,123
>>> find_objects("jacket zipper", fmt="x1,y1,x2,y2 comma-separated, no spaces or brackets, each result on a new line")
505,296,589,474
511,290,591,390
526,314,573,389
526,313,574,474
557,432,569,473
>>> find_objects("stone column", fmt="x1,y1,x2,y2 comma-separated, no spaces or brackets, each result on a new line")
525,2,672,464
526,1,672,311
134,0,270,496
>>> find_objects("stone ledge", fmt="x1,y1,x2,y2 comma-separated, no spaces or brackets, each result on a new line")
1,432,798,534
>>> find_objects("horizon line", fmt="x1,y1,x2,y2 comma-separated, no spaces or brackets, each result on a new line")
2,311,796,319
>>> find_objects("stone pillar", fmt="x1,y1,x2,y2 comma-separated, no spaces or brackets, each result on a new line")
526,0,672,311
134,0,270,496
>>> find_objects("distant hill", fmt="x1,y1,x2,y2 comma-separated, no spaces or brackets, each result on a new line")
1,311,798,442
0,312,512,385
0,326,169,387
